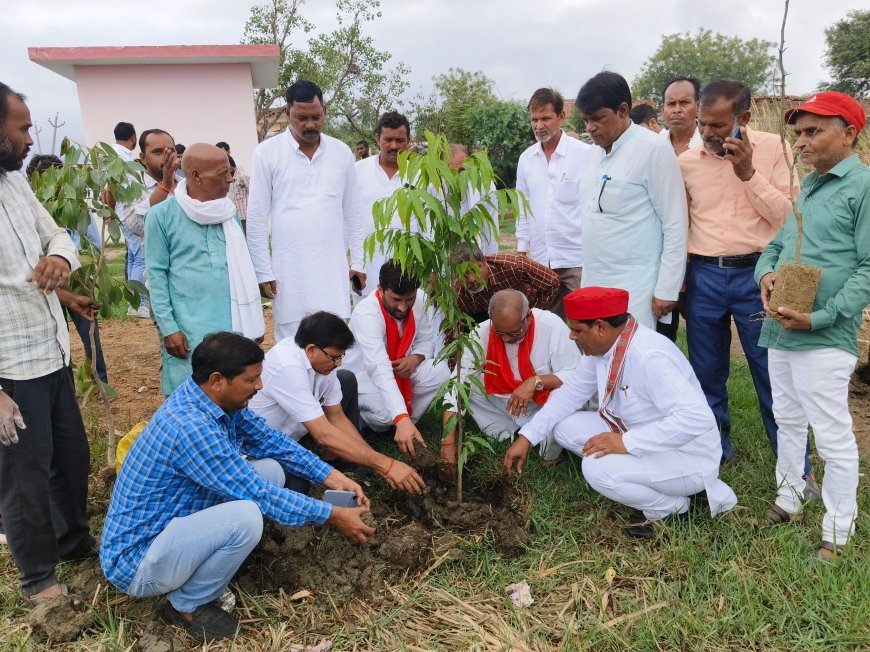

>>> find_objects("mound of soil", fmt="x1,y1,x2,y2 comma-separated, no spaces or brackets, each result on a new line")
26,594,95,643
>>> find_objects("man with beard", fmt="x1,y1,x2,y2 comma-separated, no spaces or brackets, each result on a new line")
660,77,703,157
247,80,365,341
576,72,687,330
146,144,264,396
355,111,413,298
122,128,178,241
355,140,370,160
0,83,97,603
101,332,374,641
515,87,592,317
344,262,452,458
443,290,580,463
678,79,809,479
504,287,737,538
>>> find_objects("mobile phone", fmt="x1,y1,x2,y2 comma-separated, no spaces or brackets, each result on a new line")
322,489,359,508
351,275,363,295
724,124,742,156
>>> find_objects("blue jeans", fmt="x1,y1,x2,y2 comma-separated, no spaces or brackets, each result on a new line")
120,222,148,308
125,458,284,613
685,258,811,474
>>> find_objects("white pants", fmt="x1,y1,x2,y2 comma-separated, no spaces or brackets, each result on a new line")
769,348,858,544
359,359,451,430
469,390,563,461
274,320,302,342
554,411,706,520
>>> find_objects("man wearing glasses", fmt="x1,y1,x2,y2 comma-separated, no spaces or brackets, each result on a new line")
249,312,425,494
576,72,687,330
442,290,580,463
344,262,452,459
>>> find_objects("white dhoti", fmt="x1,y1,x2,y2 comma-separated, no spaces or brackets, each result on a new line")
359,359,451,431
469,390,562,461
554,411,736,519
274,320,302,342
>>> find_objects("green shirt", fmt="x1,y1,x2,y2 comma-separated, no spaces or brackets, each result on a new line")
755,154,870,355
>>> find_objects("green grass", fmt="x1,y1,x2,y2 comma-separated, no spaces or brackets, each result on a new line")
2,312,867,649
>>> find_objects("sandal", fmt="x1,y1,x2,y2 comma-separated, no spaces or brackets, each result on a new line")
817,540,845,561
764,503,803,525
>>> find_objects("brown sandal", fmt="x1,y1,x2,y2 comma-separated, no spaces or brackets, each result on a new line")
817,541,845,561
764,503,803,525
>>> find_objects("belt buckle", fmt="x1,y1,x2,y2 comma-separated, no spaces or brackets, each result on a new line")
718,256,727,269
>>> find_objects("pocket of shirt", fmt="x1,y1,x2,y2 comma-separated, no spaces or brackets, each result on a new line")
555,177,581,204
317,167,345,198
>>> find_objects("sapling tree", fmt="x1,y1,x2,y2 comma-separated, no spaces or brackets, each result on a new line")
29,139,145,469
367,132,528,501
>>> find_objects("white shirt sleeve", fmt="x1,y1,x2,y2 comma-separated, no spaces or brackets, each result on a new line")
548,323,580,383
268,363,327,425
321,372,343,408
352,306,409,419
519,355,598,446
620,351,714,455
246,144,275,283
515,154,531,253
647,145,688,301
343,152,365,272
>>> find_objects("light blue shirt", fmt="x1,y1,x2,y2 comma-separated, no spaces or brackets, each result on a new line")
144,197,234,395
579,123,688,328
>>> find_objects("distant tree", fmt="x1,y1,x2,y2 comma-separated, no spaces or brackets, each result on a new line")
464,100,531,188
410,68,496,144
632,29,777,101
820,10,870,97
243,0,409,141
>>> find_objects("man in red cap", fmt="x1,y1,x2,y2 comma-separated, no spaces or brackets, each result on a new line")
504,286,737,538
755,91,869,559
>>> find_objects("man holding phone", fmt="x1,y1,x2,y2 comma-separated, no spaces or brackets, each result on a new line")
678,79,814,486
101,332,374,642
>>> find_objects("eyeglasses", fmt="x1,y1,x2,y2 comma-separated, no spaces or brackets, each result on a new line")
316,345,345,364
491,311,530,338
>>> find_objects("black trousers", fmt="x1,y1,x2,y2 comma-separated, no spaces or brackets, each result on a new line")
0,368,94,595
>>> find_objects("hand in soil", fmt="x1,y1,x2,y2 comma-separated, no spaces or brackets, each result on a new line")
504,435,532,476
395,418,426,458
772,306,811,330
323,470,370,507
383,459,426,494
328,505,376,543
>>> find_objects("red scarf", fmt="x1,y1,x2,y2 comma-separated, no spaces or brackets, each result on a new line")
598,315,638,433
484,312,550,406
376,290,416,414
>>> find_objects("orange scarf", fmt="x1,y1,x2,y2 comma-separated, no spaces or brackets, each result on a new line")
376,290,416,413
484,312,550,406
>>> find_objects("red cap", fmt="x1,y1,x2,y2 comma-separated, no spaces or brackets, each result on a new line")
563,287,629,321
785,92,866,133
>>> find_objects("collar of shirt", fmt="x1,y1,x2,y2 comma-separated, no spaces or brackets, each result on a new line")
533,129,568,159
285,129,325,161
183,377,234,426
802,153,861,191
603,122,637,158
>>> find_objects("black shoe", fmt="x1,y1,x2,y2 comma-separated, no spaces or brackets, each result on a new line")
60,537,100,562
164,602,239,641
623,510,689,539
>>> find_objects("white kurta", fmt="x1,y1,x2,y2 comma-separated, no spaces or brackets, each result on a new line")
344,289,449,428
248,339,342,441
520,323,736,516
247,131,364,326
356,155,405,297
579,123,688,328
457,309,580,460
516,130,592,269
462,182,500,256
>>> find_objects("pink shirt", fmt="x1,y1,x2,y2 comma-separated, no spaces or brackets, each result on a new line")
679,128,795,256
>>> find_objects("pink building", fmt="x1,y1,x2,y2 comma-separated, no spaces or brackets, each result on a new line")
28,44,280,170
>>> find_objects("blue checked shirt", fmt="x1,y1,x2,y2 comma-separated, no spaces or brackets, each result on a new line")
100,377,334,592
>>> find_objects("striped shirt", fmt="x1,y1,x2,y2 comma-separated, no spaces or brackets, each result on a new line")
100,377,334,592
0,171,79,380
458,253,561,317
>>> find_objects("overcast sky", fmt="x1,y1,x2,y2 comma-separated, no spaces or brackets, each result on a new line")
3,0,864,151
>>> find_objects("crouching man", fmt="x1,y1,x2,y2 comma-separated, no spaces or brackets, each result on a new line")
504,287,737,537
100,332,374,641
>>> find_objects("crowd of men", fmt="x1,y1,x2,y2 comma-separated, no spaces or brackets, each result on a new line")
0,69,867,642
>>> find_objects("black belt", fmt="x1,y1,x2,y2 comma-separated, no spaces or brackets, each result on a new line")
690,253,760,269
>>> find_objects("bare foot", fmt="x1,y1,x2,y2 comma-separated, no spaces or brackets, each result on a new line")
30,583,67,601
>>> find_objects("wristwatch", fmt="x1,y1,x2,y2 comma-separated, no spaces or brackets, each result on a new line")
533,375,544,391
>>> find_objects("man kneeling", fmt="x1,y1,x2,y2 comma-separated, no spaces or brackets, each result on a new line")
100,332,374,641
249,311,426,493
504,287,737,537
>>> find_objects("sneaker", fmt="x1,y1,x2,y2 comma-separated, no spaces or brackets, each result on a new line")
164,602,239,642
126,305,139,318
0,516,6,545
624,509,689,539
804,475,822,504
136,305,151,319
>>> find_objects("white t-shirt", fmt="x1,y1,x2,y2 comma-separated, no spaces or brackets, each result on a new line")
248,339,343,440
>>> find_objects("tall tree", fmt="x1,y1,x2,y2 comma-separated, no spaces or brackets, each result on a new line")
243,0,409,141
410,68,496,145
632,29,777,102
463,100,531,188
820,9,870,97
